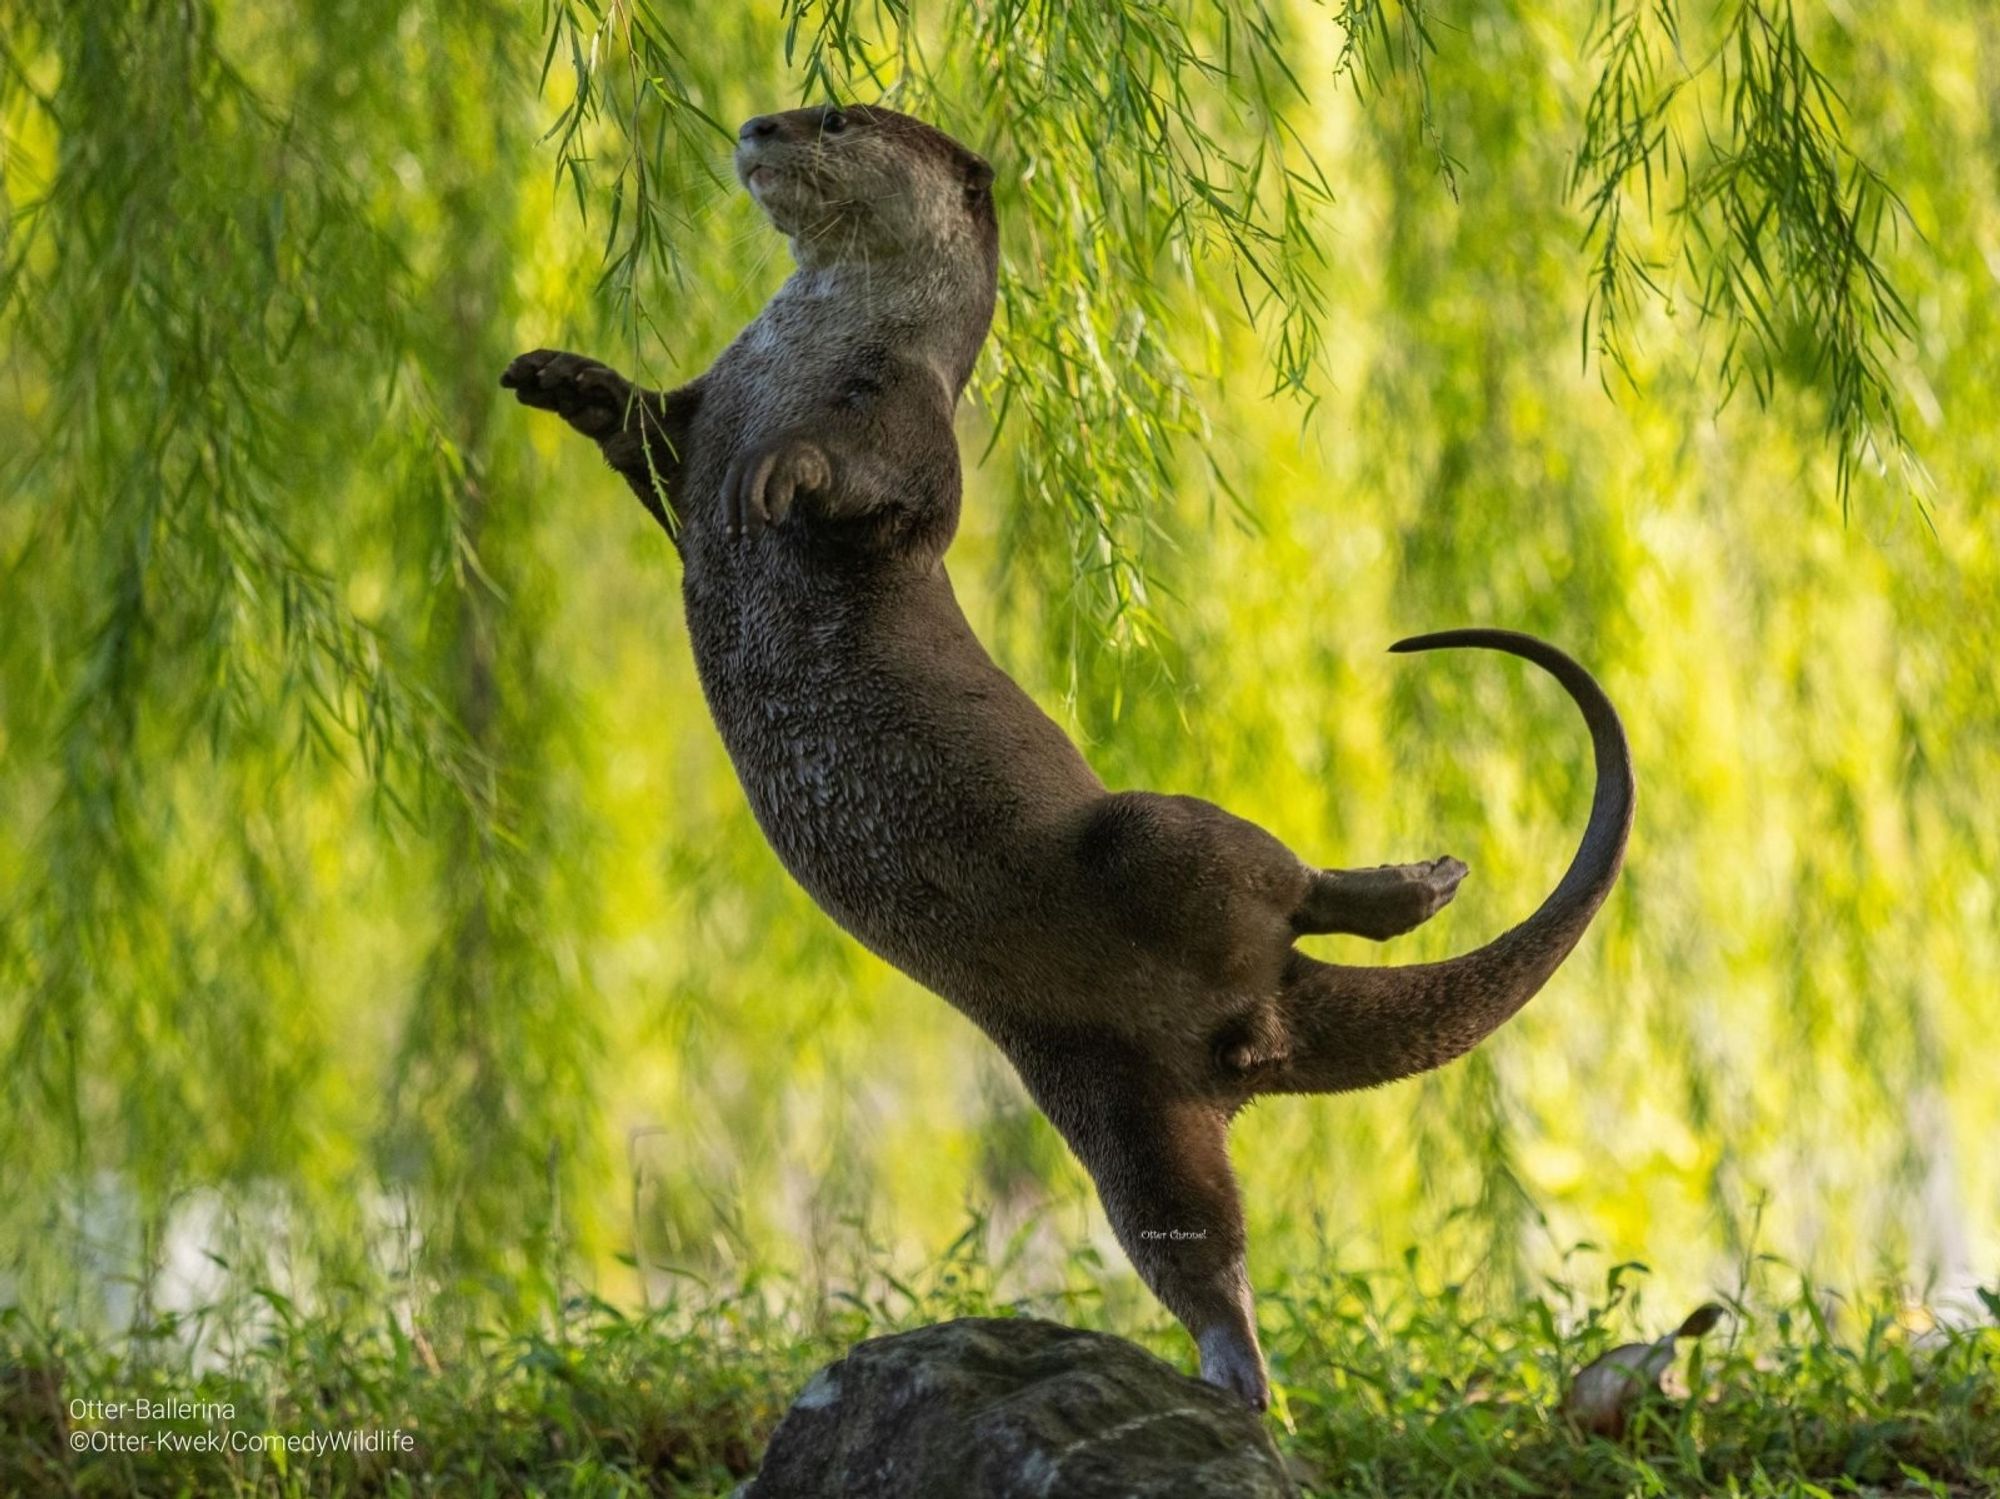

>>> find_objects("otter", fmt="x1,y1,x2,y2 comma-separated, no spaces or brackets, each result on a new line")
502,103,1634,1410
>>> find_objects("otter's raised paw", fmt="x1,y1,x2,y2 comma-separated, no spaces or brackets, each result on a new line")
500,350,632,440
722,437,831,539
1297,855,1469,940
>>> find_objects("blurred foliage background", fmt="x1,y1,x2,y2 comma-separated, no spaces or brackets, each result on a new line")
0,0,1994,1356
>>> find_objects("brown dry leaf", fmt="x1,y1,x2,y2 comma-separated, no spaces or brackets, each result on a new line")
1561,1302,1727,1439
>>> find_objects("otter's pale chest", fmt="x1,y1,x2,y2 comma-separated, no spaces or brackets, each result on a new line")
689,272,912,475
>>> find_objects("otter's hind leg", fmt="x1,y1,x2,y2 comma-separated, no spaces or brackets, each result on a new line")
1075,791,1309,983
1293,857,1468,939
1020,1045,1270,1408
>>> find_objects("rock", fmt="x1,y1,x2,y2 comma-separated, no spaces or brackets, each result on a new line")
743,1316,1298,1498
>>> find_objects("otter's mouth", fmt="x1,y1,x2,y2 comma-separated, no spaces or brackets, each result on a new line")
735,148,788,194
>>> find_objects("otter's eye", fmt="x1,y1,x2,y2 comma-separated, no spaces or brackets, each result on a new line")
823,110,848,135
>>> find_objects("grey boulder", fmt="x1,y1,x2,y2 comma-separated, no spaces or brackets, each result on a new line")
744,1316,1298,1498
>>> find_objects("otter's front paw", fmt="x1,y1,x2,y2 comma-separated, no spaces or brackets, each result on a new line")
722,438,831,540
501,349,633,440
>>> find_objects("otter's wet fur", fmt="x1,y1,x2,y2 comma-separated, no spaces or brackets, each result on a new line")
503,103,1635,1410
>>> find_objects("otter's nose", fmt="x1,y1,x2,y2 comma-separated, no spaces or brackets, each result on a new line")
739,116,781,142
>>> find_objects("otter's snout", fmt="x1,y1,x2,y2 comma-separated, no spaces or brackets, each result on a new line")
734,110,822,194
737,107,845,149
734,121,784,197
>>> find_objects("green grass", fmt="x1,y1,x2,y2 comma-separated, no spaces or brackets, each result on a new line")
4,1244,1995,1497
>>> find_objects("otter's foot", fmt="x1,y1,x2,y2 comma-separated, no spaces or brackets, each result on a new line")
1214,1005,1291,1077
1294,856,1468,940
501,349,634,441
1198,1323,1271,1411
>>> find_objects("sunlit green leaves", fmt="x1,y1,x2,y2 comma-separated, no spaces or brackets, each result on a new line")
0,0,601,1319
1572,0,1924,511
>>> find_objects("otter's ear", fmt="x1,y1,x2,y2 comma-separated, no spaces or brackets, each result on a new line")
961,153,995,198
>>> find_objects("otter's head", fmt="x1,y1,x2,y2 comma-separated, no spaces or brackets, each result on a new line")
734,104,996,269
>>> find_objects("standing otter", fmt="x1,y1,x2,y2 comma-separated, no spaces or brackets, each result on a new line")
503,103,1634,1410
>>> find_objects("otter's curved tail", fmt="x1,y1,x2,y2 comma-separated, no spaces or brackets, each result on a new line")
1264,628,1635,1097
